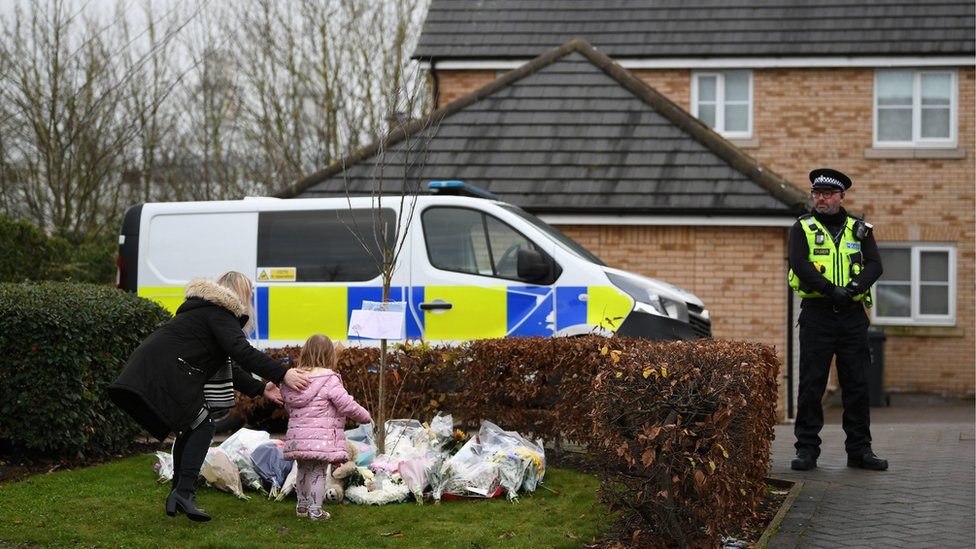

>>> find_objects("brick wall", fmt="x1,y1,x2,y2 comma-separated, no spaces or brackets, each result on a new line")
625,67,976,397
432,69,497,108
432,65,976,399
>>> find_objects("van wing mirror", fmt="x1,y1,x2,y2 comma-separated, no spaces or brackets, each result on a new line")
517,248,552,283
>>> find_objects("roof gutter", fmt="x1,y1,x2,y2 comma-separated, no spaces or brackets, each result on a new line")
415,55,976,71
537,213,798,228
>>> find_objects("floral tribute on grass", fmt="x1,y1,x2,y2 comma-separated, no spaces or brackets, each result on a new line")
151,415,546,506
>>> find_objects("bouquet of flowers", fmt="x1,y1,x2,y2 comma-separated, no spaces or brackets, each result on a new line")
440,428,469,455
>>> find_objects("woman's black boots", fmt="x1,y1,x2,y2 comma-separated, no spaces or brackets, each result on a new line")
165,490,211,522
167,417,215,522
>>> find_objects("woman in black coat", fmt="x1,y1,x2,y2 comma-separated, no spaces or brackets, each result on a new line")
109,271,309,522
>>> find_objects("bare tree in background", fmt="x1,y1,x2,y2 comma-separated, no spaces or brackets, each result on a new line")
0,0,432,241
233,0,430,191
0,0,199,236
120,0,191,204
0,0,127,237
176,6,252,201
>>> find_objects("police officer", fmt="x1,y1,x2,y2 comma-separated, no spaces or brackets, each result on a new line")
787,168,887,471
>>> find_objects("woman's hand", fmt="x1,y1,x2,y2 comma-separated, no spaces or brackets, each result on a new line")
263,382,283,405
283,368,310,391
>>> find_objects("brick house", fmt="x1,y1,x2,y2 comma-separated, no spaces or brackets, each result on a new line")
408,1,976,407
279,1,975,416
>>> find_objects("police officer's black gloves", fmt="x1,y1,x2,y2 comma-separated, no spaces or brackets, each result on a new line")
825,284,853,306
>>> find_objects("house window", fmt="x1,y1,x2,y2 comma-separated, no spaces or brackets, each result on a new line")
874,70,956,147
873,244,956,326
692,71,752,138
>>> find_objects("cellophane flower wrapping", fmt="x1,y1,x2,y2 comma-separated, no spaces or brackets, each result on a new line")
201,447,248,499
345,422,377,465
427,454,453,502
384,419,431,461
154,451,173,483
429,413,453,440
435,435,502,498
398,456,430,503
478,420,546,499
218,428,271,493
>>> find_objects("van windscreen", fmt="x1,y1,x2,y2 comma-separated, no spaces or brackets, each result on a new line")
498,204,606,266
257,209,396,282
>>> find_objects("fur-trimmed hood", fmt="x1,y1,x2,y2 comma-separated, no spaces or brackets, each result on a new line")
184,278,246,317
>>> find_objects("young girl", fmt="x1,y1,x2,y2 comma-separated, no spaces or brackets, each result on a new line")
281,334,371,520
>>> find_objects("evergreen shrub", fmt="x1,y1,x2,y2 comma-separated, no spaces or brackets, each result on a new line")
0,282,171,459
0,215,117,284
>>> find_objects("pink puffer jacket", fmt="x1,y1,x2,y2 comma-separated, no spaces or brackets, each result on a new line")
281,370,371,462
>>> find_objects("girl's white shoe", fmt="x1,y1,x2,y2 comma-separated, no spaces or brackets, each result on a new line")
309,510,331,521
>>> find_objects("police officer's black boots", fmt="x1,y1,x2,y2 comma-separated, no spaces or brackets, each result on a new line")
791,450,817,471
847,450,888,471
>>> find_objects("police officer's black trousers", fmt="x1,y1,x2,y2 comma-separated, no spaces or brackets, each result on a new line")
794,302,873,457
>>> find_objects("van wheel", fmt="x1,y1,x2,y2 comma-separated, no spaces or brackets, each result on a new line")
212,409,245,434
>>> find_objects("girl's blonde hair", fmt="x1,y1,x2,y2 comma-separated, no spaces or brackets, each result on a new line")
298,334,337,371
216,271,254,329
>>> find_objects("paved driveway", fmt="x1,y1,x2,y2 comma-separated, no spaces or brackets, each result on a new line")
767,398,975,548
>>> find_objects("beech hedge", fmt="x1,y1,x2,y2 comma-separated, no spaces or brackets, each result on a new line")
240,336,779,547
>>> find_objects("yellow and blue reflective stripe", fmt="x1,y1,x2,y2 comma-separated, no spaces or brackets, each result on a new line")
254,286,421,341
586,286,634,331
137,286,184,314
147,284,633,342
423,285,507,339
507,286,553,336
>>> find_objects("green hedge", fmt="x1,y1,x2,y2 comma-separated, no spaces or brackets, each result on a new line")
0,282,171,459
0,215,116,284
0,216,60,282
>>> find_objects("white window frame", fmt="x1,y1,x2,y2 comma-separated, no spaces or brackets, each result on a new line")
691,70,753,139
872,243,957,327
873,69,958,148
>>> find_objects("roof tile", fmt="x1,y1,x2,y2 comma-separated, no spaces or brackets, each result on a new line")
280,41,806,216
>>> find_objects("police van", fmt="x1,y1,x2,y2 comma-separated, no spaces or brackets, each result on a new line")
116,182,711,346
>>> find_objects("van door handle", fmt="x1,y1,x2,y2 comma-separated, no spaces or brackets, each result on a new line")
419,300,453,311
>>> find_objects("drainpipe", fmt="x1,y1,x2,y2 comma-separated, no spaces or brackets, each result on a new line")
430,59,440,109
787,285,795,419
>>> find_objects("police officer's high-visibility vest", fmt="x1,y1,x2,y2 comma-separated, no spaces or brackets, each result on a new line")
787,215,873,307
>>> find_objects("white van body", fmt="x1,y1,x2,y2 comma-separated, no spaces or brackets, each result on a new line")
117,194,711,347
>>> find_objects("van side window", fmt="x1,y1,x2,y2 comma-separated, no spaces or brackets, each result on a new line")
257,209,396,282
422,206,548,281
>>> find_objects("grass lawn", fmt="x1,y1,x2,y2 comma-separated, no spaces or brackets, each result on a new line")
0,454,612,548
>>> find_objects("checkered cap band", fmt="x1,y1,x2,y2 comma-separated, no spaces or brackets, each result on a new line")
813,175,844,188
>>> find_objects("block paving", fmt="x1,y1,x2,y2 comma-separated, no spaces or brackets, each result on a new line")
767,399,975,548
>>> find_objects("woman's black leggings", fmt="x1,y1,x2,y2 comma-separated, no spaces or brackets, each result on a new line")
171,413,215,497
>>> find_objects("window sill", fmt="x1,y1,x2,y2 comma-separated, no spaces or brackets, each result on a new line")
729,138,759,149
864,147,966,159
870,324,964,337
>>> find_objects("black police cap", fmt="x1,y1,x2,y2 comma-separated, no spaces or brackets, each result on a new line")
809,168,851,191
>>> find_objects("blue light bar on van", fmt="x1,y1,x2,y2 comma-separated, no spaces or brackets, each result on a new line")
427,180,497,200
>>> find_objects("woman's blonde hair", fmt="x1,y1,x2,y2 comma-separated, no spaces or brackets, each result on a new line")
298,334,337,371
216,271,254,323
